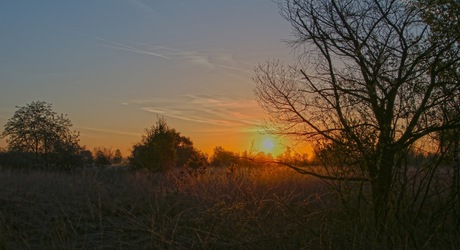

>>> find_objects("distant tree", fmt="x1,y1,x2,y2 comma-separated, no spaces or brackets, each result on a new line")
277,147,310,166
130,118,203,172
254,0,460,228
80,149,94,166
1,101,84,170
210,146,240,168
183,151,208,176
175,135,196,168
252,151,274,163
113,149,123,165
93,146,113,167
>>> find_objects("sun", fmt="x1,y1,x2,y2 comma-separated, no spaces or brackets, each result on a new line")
261,138,275,153
250,133,285,156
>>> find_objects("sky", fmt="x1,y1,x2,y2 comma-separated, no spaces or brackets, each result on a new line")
0,1,296,157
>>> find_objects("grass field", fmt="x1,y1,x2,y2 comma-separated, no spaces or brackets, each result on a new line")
0,165,459,249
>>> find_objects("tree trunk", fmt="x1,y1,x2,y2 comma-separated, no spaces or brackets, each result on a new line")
372,144,396,231
452,131,460,229
453,132,459,192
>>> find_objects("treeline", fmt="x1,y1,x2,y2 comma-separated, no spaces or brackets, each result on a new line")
0,101,305,172
0,101,444,173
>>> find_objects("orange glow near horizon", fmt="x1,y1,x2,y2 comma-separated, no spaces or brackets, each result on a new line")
0,112,313,160
0,124,314,160
250,134,286,157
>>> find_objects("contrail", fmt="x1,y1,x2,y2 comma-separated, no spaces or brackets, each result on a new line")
36,21,170,60
96,43,170,60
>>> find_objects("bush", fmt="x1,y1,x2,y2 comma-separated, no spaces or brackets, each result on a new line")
129,118,205,172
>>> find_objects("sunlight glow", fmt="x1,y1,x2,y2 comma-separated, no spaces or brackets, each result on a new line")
262,138,275,153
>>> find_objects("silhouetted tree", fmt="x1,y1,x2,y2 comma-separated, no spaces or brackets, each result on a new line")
176,135,196,168
130,118,204,172
113,149,123,165
277,147,310,166
80,149,94,166
183,151,208,176
210,146,240,168
254,0,460,228
1,101,85,170
93,146,113,167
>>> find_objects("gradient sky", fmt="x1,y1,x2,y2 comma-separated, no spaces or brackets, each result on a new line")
0,1,295,156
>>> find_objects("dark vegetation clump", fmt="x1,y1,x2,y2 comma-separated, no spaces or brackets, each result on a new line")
129,117,207,173
0,101,91,172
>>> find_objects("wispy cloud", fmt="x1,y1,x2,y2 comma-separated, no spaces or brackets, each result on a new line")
37,21,170,60
37,21,254,71
153,46,254,73
125,94,264,129
76,126,139,137
97,43,170,59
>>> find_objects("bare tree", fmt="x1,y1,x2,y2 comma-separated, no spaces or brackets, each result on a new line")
254,0,460,227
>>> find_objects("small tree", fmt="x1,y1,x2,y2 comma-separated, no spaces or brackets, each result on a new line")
1,101,84,170
112,149,123,165
93,146,113,167
130,118,202,172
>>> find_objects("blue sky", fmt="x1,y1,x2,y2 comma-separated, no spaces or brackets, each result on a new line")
0,1,293,155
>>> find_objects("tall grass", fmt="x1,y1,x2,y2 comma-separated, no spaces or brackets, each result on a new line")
0,165,459,249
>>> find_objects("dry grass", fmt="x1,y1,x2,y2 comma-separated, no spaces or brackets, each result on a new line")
0,165,459,249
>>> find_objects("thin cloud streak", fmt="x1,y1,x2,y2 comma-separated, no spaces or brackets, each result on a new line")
97,44,170,59
49,21,257,67
154,46,254,73
76,126,139,137
141,107,241,126
126,94,264,128
37,21,170,60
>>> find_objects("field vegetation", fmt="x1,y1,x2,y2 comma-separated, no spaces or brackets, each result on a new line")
0,101,459,248
0,160,458,249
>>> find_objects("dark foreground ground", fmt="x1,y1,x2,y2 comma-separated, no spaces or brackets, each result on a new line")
0,166,459,249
